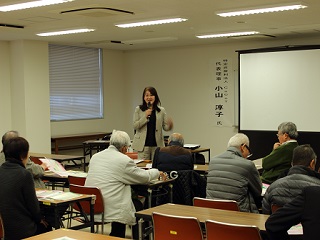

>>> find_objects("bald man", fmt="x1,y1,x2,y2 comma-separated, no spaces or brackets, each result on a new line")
152,133,193,172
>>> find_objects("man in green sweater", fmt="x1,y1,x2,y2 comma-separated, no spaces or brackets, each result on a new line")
261,122,298,184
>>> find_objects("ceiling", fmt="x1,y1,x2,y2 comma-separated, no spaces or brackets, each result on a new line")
1,0,320,51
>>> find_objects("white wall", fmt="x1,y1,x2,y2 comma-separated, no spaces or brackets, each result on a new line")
0,42,12,138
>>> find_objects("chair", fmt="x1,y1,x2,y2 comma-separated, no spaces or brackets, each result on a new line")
69,184,106,234
29,156,43,165
0,216,4,240
271,204,282,213
68,175,86,186
152,212,203,240
205,220,262,240
125,152,138,159
193,197,240,211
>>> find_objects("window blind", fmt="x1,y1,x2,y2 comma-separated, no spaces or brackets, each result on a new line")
49,44,103,121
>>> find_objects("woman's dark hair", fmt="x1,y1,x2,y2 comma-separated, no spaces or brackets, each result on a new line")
140,86,161,112
3,137,29,161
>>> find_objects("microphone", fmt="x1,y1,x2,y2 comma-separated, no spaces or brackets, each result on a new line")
147,102,152,121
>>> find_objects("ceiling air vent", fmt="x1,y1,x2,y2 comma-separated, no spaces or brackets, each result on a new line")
0,23,24,29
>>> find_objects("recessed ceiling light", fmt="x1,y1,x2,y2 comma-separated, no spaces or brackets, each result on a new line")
196,31,259,39
115,18,187,28
0,0,74,12
216,3,307,17
37,28,95,37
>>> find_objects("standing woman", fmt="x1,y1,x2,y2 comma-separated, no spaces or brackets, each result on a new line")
132,87,173,160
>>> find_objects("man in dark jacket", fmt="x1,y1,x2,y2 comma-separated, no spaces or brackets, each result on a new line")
266,186,320,240
206,133,262,213
152,133,193,172
262,144,320,214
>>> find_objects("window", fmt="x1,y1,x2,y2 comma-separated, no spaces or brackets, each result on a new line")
49,44,103,121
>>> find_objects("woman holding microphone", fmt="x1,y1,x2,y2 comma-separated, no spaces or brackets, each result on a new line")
132,86,173,160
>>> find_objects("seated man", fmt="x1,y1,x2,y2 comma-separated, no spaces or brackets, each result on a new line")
152,132,193,172
85,130,165,239
265,186,320,240
0,130,48,188
206,133,262,213
261,122,299,184
262,144,320,214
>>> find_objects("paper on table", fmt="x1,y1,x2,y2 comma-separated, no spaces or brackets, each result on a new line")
288,223,303,235
67,171,88,178
36,190,81,201
53,236,77,240
50,192,81,201
133,159,144,164
262,183,270,195
183,144,200,149
40,158,66,176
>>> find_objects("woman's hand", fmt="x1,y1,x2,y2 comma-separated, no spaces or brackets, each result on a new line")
145,108,152,118
167,117,174,130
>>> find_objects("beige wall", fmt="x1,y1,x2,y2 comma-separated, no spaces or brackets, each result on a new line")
0,42,12,138
1,35,320,157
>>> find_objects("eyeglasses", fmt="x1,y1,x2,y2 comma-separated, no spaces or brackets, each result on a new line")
242,144,252,158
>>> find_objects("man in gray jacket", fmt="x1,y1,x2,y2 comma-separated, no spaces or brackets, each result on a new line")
206,133,262,213
262,144,320,214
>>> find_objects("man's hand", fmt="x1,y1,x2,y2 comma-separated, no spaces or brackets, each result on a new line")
273,142,281,150
40,219,49,228
159,171,167,181
41,162,48,171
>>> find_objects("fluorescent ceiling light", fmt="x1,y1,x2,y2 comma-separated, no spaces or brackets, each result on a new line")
0,0,73,12
123,37,178,44
115,18,187,28
37,28,95,36
217,4,307,17
196,31,259,39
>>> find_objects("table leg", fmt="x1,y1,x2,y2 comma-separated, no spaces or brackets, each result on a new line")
168,183,173,203
147,188,152,208
138,218,144,240
83,144,87,172
90,200,95,233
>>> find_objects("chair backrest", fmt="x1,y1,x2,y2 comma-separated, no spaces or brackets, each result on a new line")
29,156,43,165
152,212,203,240
271,204,282,213
69,184,104,214
0,216,4,239
68,175,86,186
193,197,240,211
125,152,138,159
205,220,262,240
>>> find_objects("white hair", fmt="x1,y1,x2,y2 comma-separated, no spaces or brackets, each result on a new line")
110,130,131,151
227,133,249,148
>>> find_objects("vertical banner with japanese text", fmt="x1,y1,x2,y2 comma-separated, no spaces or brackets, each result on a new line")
213,58,233,127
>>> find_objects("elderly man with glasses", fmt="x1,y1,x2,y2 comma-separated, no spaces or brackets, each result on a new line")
206,133,262,213
261,122,299,184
